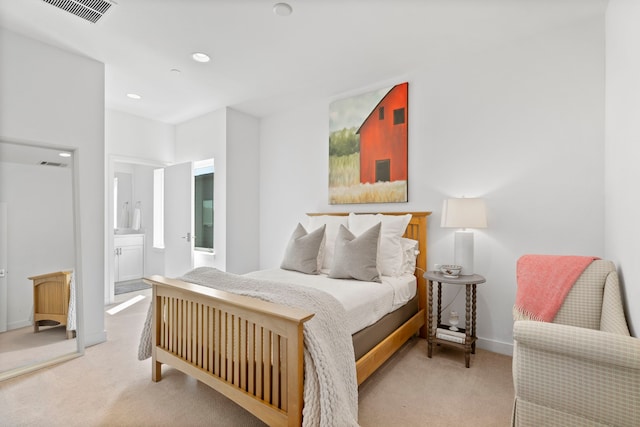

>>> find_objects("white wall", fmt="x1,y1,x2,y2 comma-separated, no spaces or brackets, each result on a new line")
132,164,164,277
226,109,260,274
0,28,106,346
0,162,74,329
175,107,260,274
107,107,260,281
259,14,605,354
176,108,227,271
605,0,640,336
106,110,174,164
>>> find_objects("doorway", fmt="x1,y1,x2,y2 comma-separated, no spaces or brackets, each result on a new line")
163,159,215,278
107,158,165,304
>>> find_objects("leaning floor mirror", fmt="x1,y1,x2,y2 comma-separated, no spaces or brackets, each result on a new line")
0,141,83,380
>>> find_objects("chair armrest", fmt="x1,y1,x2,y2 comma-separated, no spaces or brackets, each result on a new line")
513,321,640,426
514,320,639,369
600,271,631,335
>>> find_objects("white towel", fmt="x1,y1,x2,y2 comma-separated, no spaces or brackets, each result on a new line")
132,208,141,230
67,270,76,332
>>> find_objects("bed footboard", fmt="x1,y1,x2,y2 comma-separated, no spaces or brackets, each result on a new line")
147,275,314,427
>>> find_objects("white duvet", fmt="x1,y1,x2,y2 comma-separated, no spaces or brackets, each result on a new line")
244,268,416,335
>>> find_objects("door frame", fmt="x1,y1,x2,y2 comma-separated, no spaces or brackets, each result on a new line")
106,155,168,305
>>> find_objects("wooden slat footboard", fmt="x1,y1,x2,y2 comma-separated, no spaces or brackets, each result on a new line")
146,211,430,426
147,276,314,427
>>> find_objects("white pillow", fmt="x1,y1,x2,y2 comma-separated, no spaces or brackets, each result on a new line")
400,237,419,275
348,213,412,277
307,215,349,273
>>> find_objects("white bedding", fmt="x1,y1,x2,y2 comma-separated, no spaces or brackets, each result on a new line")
244,268,417,335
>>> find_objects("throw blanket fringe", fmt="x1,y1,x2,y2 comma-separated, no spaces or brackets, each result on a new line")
514,255,598,322
138,267,359,427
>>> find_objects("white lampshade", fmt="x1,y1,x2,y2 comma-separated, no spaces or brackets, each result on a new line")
441,198,488,229
441,198,487,275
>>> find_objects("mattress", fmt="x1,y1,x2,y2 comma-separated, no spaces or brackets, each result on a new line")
352,294,418,360
244,268,417,335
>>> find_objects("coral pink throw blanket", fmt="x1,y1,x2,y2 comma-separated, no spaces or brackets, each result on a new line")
515,255,599,322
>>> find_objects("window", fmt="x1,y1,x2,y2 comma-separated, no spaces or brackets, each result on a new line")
393,108,405,125
153,168,164,248
378,106,385,120
194,159,214,252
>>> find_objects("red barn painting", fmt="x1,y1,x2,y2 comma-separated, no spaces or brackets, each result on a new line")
357,82,408,185
328,82,408,204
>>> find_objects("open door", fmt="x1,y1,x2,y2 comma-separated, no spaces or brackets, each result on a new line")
164,162,194,278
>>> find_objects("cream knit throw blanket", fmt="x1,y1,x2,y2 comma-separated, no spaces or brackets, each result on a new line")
138,267,359,427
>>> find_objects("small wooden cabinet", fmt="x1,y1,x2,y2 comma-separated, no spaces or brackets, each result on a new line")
114,234,144,282
29,270,73,339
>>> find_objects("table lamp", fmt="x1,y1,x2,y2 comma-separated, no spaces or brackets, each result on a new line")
441,198,487,275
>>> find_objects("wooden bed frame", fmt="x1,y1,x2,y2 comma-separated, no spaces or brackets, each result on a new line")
145,211,430,426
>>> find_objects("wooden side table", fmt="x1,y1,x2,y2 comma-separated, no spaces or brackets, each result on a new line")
423,271,486,367
29,271,73,339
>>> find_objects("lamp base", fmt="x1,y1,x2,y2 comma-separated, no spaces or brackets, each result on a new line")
454,231,474,275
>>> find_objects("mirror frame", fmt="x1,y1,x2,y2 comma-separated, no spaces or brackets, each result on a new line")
0,144,84,381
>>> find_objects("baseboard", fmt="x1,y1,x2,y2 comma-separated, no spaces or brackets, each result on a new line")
477,336,513,356
7,319,31,330
84,330,107,347
0,352,82,382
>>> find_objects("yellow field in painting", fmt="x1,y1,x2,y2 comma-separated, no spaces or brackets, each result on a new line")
329,153,359,187
329,180,407,204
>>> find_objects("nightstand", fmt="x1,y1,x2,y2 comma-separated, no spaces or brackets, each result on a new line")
423,271,486,367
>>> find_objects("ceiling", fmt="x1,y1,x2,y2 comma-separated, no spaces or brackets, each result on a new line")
0,0,606,125
0,141,73,168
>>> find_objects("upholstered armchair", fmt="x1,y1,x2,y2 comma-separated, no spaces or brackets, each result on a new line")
512,259,640,427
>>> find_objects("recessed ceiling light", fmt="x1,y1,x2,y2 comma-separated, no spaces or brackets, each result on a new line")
59,152,71,158
192,52,211,63
127,93,142,100
273,2,293,16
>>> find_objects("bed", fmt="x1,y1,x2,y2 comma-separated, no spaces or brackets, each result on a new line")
140,211,430,426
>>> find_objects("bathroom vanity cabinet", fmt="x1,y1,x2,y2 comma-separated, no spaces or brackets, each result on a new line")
114,234,144,282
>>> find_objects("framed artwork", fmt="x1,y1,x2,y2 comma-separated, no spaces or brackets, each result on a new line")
329,82,408,204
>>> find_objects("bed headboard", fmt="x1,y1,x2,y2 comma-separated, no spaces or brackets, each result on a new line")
306,211,431,291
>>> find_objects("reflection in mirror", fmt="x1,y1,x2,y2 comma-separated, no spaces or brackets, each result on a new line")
115,172,133,230
0,141,81,378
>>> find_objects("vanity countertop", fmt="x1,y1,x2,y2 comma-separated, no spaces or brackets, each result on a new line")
114,229,144,236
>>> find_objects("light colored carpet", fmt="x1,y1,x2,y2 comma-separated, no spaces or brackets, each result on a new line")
0,289,514,426
0,324,77,375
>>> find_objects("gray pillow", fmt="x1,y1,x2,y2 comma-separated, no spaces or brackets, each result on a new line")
280,223,326,274
329,223,381,283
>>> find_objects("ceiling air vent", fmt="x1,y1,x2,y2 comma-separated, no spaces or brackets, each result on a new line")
42,0,114,23
40,161,68,167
